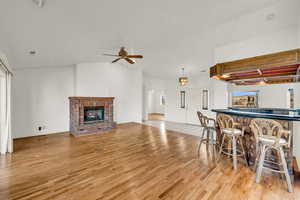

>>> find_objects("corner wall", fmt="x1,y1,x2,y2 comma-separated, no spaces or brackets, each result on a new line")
75,63,143,124
12,62,143,138
164,75,215,125
12,66,75,138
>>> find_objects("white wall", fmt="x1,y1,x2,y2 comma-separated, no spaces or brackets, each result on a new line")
143,68,224,126
212,79,228,109
228,83,299,109
12,66,74,138
164,74,215,125
76,62,142,124
215,0,299,50
164,79,187,124
215,27,298,63
12,62,143,138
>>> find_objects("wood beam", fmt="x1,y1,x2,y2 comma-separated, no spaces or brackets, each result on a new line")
226,71,296,81
210,49,300,78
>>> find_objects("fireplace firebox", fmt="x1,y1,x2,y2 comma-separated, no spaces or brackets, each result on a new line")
69,97,116,136
84,106,104,124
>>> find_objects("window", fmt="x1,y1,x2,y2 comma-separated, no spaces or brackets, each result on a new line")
202,89,209,110
287,88,294,109
160,95,165,106
180,91,186,109
231,91,258,108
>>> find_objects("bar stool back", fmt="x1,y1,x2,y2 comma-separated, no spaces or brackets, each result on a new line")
250,118,293,192
197,111,217,157
217,113,235,130
217,114,248,170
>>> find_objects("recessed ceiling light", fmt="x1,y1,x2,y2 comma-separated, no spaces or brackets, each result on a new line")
29,51,36,55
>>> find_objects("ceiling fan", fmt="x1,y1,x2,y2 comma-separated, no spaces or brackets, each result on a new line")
103,47,143,64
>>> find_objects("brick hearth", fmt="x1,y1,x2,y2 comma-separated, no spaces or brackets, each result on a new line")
69,97,116,136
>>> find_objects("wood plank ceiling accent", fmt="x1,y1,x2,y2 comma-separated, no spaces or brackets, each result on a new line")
210,49,300,85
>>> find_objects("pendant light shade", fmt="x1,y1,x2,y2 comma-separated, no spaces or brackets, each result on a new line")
179,68,188,86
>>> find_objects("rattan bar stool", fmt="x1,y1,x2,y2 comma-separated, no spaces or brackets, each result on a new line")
197,111,217,157
250,118,293,193
217,114,248,170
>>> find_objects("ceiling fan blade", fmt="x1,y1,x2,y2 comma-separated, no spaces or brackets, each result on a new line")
112,58,121,63
127,55,143,59
125,58,135,64
103,54,120,57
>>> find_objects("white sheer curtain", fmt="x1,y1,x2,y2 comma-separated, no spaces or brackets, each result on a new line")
0,57,13,154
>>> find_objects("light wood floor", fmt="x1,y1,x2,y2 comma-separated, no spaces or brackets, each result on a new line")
143,120,202,137
148,113,165,121
0,122,299,200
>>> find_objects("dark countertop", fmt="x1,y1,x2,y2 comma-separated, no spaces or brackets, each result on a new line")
212,108,300,121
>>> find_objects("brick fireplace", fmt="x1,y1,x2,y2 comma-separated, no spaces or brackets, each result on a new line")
69,97,116,136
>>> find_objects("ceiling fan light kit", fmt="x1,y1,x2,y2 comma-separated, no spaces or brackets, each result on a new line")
104,47,143,64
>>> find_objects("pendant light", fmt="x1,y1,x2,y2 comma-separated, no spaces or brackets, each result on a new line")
179,68,188,86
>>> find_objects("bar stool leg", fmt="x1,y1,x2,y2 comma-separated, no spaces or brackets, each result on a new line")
254,142,261,171
218,133,225,156
279,147,293,193
276,149,286,180
209,128,215,144
206,128,210,150
198,127,207,157
238,136,248,166
212,129,218,158
232,135,237,170
256,144,266,183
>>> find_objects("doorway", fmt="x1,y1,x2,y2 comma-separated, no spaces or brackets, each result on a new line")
145,89,166,121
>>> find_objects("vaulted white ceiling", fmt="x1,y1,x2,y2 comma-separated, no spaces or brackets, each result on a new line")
0,0,289,78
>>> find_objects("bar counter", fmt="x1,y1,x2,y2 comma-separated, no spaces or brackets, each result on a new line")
212,107,300,121
212,107,299,175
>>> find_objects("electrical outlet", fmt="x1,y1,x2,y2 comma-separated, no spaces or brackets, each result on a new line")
37,125,46,132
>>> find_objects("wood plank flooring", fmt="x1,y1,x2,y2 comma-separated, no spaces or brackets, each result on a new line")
0,122,299,200
143,120,202,137
148,113,165,121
